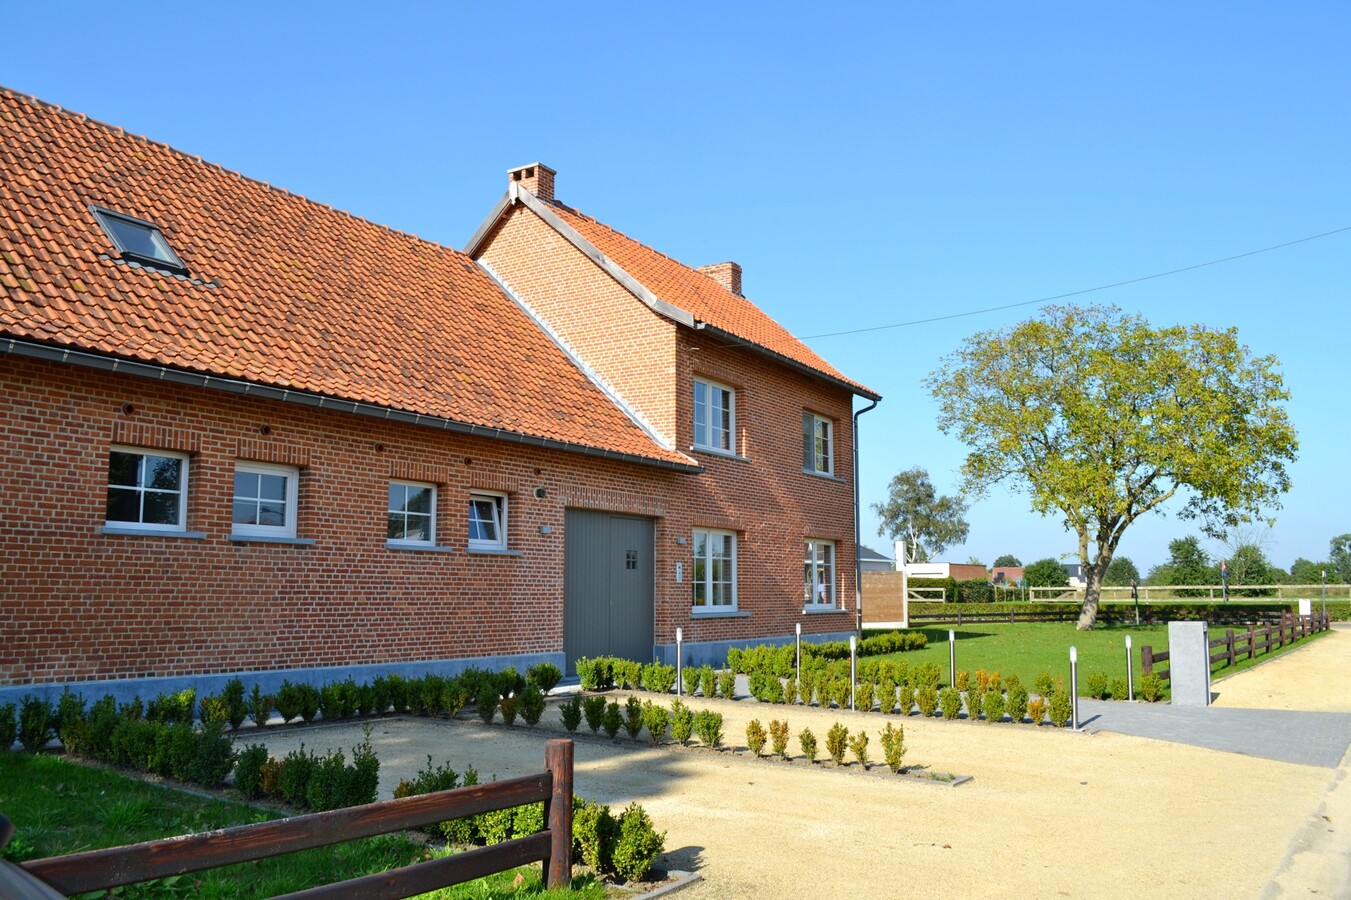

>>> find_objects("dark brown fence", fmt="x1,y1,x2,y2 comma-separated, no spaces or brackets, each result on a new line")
7,739,574,899
1141,614,1329,683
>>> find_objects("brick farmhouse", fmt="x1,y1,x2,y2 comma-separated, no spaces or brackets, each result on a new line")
0,88,879,706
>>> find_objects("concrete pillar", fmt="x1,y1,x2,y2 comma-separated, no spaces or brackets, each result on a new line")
1168,621,1212,707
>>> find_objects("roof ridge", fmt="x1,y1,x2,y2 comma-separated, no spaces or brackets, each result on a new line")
0,84,459,257
552,199,731,297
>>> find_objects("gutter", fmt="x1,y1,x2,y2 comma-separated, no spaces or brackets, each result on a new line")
853,396,880,634
1,337,704,474
695,322,881,402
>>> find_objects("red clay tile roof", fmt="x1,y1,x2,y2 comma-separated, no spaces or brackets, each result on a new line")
546,202,877,397
0,88,694,469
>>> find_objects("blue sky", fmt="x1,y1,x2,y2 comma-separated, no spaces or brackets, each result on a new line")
7,3,1348,573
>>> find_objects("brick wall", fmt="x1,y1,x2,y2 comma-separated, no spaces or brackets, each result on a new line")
0,354,687,688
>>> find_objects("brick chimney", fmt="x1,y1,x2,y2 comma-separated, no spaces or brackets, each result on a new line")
697,261,742,296
508,163,555,203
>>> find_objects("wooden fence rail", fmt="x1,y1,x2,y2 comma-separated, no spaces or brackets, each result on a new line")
4,739,574,899
1141,614,1328,684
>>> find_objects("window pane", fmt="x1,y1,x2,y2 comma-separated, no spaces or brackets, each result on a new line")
406,486,432,515
145,456,181,490
109,451,140,487
142,491,179,526
388,513,404,540
388,484,404,511
258,474,287,501
257,501,286,526
234,471,259,498
233,499,257,525
106,487,140,522
469,498,499,543
693,381,707,444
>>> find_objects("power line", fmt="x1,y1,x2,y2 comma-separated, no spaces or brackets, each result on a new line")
803,224,1351,339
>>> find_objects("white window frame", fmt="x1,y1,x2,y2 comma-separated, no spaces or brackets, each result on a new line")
106,445,189,532
806,413,833,475
388,480,437,546
468,491,508,551
804,538,836,609
232,462,300,538
692,527,738,611
693,377,737,454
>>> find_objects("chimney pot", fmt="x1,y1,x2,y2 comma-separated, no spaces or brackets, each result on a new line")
508,162,556,203
697,261,743,296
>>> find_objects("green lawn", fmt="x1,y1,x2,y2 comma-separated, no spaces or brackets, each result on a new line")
875,621,1330,694
0,752,603,899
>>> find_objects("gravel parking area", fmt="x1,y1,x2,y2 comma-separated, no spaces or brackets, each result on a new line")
245,630,1351,898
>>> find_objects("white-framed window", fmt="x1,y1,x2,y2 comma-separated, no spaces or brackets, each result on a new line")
804,539,836,608
106,446,189,530
232,462,299,538
692,528,737,610
803,413,832,475
693,377,736,453
388,481,436,545
468,491,507,550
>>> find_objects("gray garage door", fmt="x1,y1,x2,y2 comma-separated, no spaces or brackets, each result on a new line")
563,509,655,674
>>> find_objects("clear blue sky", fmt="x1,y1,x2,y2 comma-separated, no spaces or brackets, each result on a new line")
7,3,1348,574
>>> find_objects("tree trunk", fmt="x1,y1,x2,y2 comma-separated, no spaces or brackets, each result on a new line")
1077,566,1104,629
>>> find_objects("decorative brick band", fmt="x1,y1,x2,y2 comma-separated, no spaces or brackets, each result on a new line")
236,437,311,466
111,422,200,453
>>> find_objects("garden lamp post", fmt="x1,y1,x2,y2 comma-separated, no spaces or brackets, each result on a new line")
849,635,857,711
1125,635,1134,701
1069,646,1079,730
675,628,683,697
795,622,802,689
948,629,956,689
1322,570,1328,624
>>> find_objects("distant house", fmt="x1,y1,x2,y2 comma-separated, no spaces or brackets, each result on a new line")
858,546,894,573
991,566,1025,586
1065,564,1087,588
903,562,988,582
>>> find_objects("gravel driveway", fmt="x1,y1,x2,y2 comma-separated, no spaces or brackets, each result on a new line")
245,630,1351,898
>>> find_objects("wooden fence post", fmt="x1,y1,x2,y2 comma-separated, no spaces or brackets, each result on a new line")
1226,629,1235,667
1141,646,1153,676
1247,626,1255,661
543,739,574,890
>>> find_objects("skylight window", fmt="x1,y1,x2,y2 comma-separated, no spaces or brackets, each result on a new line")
91,206,188,274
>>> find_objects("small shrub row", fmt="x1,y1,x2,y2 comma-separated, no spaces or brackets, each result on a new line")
235,729,380,811
393,755,666,883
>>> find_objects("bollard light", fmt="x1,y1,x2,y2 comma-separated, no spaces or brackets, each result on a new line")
675,628,683,697
948,629,956,689
1069,645,1079,730
1125,635,1134,701
850,635,858,711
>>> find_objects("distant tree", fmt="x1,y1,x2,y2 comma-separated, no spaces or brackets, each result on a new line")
1331,534,1351,584
1226,544,1283,596
926,304,1297,628
1024,558,1070,588
1292,558,1342,584
993,554,1022,568
965,556,986,567
1102,556,1140,587
872,467,970,563
1146,536,1220,596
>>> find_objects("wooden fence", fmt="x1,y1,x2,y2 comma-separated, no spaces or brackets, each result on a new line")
1030,583,1351,602
1140,614,1329,683
3,739,574,900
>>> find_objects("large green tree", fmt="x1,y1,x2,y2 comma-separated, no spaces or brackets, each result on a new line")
872,467,970,563
1024,557,1069,588
1103,556,1140,586
993,554,1022,567
927,304,1297,628
1331,534,1351,584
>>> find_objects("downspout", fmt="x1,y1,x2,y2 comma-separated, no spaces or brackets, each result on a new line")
853,397,879,635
